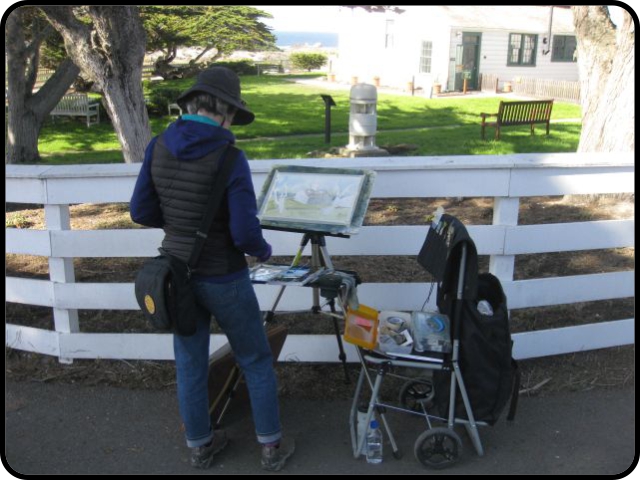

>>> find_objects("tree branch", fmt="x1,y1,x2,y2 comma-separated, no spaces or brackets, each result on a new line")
39,6,101,82
342,5,405,14
31,59,81,116
191,46,214,64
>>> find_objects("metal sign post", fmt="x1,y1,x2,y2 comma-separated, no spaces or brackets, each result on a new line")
320,94,336,144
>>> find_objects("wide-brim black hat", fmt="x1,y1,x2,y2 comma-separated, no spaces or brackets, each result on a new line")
176,67,255,125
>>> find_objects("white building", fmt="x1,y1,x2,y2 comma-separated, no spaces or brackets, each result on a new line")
334,6,578,94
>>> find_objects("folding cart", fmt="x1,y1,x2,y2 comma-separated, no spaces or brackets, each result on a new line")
349,213,497,468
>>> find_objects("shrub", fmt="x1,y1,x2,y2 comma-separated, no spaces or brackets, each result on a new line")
289,53,328,72
145,86,183,116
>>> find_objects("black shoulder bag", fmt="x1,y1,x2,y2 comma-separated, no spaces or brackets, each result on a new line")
134,145,239,336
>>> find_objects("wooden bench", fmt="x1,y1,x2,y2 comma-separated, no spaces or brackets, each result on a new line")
50,93,100,127
256,63,284,75
480,99,553,140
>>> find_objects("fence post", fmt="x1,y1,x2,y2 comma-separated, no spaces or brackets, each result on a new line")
489,196,520,282
45,203,79,364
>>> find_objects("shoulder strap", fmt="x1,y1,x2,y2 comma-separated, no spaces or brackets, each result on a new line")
187,145,239,269
506,358,520,423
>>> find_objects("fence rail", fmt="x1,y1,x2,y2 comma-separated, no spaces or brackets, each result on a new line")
5,153,634,363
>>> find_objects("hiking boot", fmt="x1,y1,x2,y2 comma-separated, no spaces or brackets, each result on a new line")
261,437,295,472
190,430,229,469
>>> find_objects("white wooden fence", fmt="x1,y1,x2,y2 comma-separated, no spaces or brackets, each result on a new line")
480,73,499,94
512,77,581,104
5,153,634,364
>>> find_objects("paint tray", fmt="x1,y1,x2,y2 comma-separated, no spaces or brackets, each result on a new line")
343,304,379,350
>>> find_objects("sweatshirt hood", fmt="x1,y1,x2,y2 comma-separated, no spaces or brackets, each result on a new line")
161,118,236,160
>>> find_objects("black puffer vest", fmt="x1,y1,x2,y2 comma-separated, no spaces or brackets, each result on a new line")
151,136,247,276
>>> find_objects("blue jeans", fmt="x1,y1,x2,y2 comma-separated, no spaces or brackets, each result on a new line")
173,271,281,448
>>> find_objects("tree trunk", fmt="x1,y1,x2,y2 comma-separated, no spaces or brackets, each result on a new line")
572,6,634,152
40,6,151,163
5,8,79,164
154,58,183,80
101,77,151,164
6,107,42,164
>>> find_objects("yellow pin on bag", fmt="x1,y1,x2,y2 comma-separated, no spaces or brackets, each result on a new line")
144,294,156,315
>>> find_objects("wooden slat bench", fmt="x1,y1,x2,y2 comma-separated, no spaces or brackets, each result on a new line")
256,63,284,75
50,93,100,127
480,99,553,140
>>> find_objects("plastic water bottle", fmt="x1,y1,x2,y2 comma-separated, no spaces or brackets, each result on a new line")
366,420,383,464
431,206,444,230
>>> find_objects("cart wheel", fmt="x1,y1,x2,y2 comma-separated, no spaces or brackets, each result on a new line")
399,379,435,412
414,427,462,469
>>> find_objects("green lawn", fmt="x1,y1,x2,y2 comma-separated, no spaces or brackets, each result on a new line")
38,74,582,164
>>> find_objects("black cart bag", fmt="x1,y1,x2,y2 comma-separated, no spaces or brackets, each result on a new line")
418,214,520,426
434,271,519,425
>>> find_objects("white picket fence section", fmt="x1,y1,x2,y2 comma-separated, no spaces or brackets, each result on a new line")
512,77,581,104
5,153,635,364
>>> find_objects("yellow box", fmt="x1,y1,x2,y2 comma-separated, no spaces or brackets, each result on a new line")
343,304,379,350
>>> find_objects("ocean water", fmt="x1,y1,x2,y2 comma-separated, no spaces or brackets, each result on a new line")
274,31,338,48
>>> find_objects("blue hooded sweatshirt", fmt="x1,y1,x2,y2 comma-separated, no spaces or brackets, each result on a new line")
130,115,271,282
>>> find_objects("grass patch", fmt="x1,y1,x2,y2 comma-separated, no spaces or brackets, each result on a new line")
238,123,581,159
5,212,33,229
35,74,582,163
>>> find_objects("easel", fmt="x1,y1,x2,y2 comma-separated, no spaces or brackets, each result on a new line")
264,230,352,381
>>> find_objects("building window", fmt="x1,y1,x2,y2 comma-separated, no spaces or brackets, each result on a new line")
551,35,577,62
508,33,537,66
419,41,433,73
385,20,395,48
